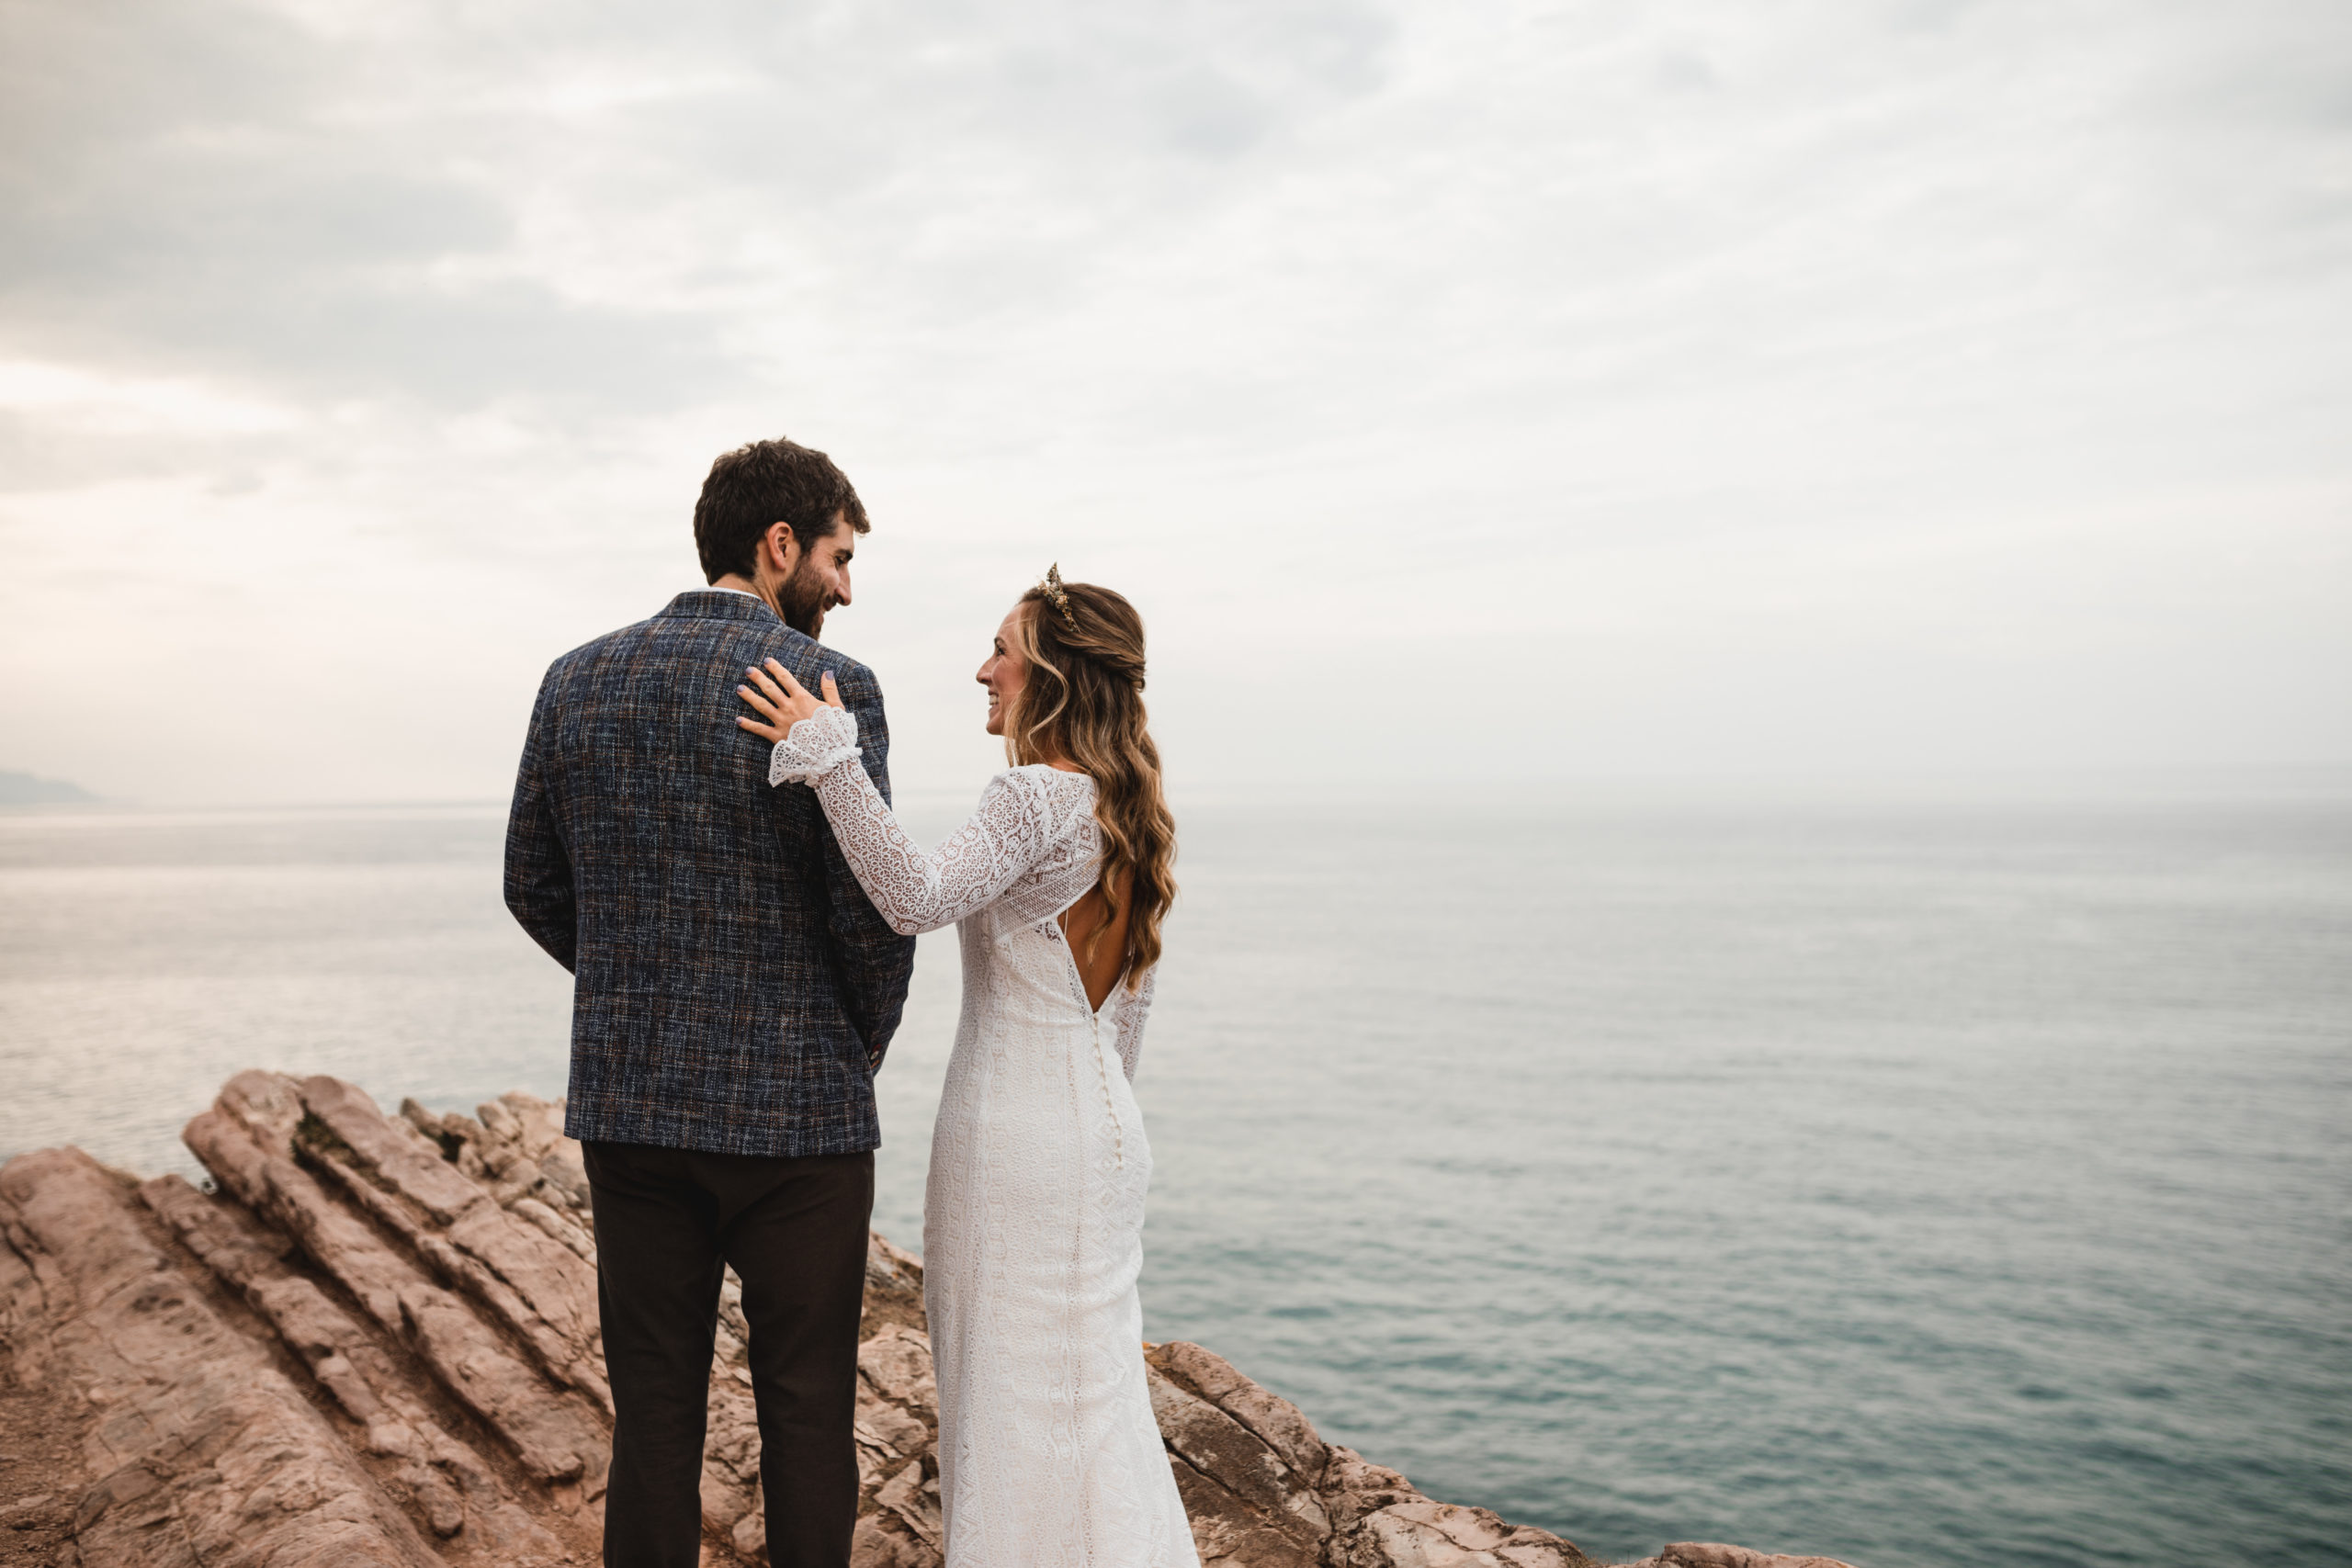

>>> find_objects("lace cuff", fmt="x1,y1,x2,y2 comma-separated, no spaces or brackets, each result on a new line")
767,705,863,786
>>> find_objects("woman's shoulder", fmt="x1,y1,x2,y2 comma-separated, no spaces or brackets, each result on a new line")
980,765,1097,834
988,762,1097,792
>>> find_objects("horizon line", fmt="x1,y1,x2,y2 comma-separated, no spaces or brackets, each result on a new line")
9,760,2352,818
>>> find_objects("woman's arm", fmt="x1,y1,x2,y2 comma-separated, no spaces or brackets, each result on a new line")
1110,963,1157,1081
808,662,916,1070
742,661,1059,936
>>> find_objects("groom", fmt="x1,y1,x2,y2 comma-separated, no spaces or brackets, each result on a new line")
505,436,917,1568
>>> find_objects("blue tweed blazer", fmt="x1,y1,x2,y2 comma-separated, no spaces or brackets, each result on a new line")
504,590,916,1157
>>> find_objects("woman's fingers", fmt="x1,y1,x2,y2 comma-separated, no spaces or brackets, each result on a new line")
740,658,833,738
745,662,791,705
737,680,784,723
736,713,783,740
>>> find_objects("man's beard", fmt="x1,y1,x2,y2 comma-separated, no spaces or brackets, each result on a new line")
778,561,835,637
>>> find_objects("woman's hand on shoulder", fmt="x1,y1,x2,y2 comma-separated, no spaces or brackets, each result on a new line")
737,659,843,743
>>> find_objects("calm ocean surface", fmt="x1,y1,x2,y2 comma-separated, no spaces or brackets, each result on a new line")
3,792,2347,1566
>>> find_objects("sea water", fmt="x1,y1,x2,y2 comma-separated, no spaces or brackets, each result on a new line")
2,792,2346,1567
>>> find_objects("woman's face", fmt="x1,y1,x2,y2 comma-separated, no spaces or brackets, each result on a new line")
976,604,1028,737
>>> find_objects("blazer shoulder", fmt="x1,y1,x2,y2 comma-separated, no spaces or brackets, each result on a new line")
745,630,883,695
545,615,662,682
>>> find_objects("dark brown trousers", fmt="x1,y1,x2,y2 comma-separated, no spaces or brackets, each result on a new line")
582,1141,875,1568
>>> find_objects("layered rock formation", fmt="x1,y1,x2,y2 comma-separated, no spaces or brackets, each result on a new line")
0,1074,1855,1568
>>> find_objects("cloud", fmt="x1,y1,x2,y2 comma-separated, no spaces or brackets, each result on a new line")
0,0,2346,803
0,360,306,434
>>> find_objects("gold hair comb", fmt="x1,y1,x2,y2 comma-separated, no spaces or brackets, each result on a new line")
1040,563,1080,632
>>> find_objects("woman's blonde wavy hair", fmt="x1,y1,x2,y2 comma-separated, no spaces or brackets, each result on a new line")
1003,578,1176,990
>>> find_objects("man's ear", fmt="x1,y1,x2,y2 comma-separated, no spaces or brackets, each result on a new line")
763,522,800,577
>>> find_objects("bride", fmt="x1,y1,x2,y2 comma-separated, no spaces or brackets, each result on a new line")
734,568,1198,1568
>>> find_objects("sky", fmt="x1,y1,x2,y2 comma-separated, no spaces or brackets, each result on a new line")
2,0,2346,806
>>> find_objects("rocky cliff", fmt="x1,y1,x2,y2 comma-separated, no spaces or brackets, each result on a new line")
0,1074,1850,1568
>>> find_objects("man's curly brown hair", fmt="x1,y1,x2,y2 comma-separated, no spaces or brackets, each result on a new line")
692,436,869,584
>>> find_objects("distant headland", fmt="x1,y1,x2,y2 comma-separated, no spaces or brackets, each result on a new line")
0,770,98,807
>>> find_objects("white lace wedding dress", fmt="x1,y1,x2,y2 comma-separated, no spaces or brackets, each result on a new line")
767,705,1199,1568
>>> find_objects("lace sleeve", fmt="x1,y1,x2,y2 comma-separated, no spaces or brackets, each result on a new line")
1110,963,1157,1081
767,704,865,786
770,707,1067,937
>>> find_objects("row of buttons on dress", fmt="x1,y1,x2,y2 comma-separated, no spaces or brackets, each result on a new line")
1046,923,1125,1171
